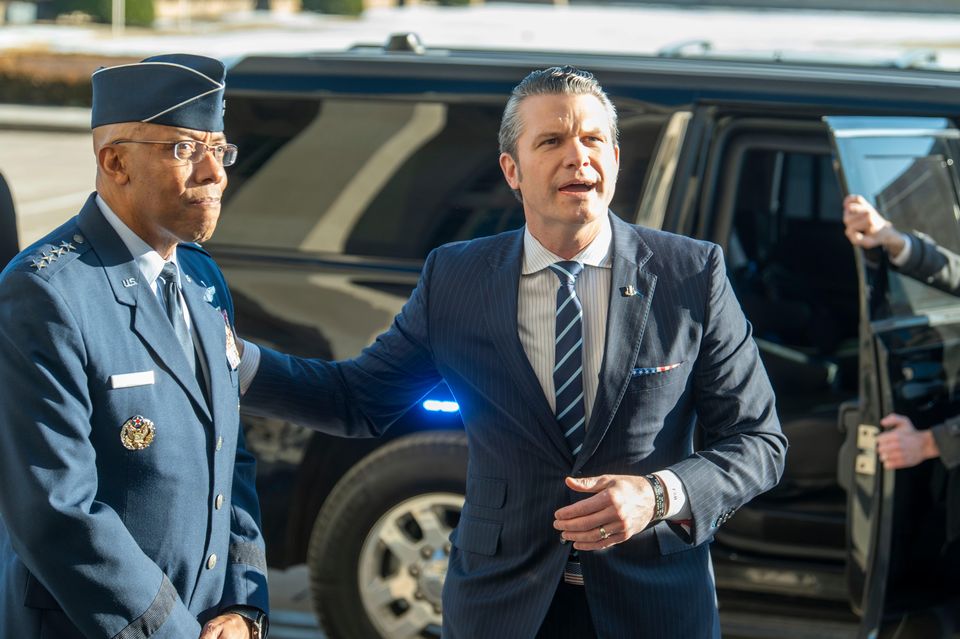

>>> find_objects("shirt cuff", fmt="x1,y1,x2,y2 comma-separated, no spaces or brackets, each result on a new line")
654,470,691,520
238,340,261,396
888,233,912,266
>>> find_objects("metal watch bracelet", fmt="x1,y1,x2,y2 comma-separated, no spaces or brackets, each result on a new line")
644,473,667,521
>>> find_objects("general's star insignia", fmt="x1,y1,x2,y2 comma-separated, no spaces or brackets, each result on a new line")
60,241,75,251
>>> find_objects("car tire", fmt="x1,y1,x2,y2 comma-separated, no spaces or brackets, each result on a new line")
307,430,468,639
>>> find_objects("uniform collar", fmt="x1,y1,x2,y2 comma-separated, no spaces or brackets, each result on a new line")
521,214,612,275
96,193,181,289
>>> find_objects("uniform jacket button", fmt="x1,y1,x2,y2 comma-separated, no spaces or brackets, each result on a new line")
215,494,224,510
216,436,223,451
207,553,218,570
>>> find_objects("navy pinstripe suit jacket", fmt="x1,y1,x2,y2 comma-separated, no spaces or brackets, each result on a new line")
245,213,787,638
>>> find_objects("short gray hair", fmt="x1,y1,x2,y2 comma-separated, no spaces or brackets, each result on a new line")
498,66,618,159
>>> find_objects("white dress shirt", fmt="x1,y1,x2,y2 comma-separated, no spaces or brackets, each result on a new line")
519,218,689,520
889,233,912,267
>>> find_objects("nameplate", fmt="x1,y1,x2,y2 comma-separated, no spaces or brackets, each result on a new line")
109,370,156,389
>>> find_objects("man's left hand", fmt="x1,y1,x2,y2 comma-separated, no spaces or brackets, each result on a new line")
553,475,655,550
198,613,251,639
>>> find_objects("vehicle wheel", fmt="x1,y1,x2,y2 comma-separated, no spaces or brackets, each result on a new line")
307,430,468,639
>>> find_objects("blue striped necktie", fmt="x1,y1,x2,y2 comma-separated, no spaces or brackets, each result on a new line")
549,261,586,456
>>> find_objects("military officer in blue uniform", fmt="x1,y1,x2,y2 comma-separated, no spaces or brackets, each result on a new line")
0,54,268,638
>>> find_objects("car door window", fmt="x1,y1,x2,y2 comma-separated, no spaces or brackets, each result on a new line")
219,96,666,259
831,120,960,319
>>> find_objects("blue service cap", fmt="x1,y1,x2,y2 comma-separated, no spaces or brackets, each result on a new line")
91,53,226,132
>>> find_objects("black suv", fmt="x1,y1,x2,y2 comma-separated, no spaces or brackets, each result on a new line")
215,40,960,639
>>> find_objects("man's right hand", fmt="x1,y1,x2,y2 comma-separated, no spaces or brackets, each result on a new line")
198,613,251,639
842,194,907,257
877,413,941,470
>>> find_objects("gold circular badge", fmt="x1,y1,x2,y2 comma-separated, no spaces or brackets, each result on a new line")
120,415,156,450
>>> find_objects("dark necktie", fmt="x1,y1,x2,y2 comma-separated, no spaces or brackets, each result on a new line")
549,261,586,456
157,262,195,374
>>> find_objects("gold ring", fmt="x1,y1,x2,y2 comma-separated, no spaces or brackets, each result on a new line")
599,526,610,540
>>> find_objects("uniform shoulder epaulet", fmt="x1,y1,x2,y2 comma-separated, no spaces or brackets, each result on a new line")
178,242,211,258
19,230,91,280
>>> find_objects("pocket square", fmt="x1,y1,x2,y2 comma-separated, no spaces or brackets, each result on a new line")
108,370,156,389
632,363,681,376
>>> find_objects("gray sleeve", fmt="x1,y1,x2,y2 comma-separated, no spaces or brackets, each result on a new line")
894,231,960,296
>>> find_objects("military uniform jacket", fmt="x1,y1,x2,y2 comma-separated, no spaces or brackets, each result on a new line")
0,194,268,638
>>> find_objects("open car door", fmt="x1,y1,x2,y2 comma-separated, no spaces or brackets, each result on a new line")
826,116,960,638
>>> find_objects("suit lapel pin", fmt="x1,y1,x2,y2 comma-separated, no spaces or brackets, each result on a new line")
120,415,156,450
122,278,138,288
620,285,640,298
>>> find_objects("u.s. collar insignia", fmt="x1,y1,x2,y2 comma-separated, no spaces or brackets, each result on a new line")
120,415,156,450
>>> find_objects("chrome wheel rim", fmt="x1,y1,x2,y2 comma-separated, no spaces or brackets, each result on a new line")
358,492,464,639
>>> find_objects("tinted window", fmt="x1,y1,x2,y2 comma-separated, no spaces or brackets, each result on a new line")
829,118,960,319
729,149,855,352
220,95,665,259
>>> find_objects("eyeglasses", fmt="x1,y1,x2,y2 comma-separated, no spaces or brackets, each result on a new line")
110,139,239,167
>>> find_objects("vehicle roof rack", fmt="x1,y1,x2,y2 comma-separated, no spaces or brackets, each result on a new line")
893,49,938,69
384,32,426,55
657,39,712,58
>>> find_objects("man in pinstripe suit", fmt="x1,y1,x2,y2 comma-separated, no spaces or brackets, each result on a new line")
241,66,787,638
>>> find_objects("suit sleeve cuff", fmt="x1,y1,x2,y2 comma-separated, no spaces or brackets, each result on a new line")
654,470,691,520
932,420,960,470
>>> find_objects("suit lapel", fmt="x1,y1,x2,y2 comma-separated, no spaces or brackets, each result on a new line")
574,216,656,470
77,197,212,421
131,284,211,420
481,230,573,464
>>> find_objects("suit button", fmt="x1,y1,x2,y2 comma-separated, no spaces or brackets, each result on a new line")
215,494,224,510
207,554,217,570
216,436,223,451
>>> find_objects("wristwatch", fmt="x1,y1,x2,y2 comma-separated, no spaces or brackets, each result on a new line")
245,613,263,639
